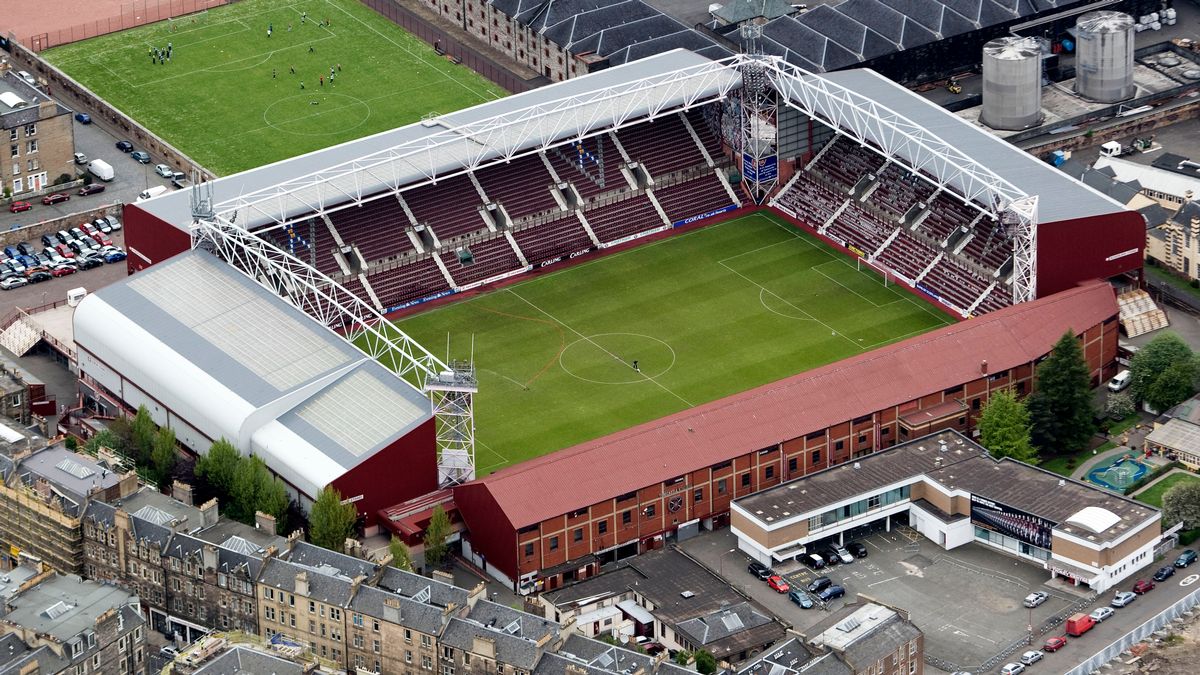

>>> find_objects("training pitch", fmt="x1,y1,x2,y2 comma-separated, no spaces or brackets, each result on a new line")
394,213,957,474
44,0,506,175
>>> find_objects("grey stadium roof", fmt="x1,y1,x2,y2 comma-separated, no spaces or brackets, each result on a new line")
73,250,431,499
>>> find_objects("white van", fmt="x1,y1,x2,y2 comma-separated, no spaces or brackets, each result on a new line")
1107,370,1132,392
136,185,169,202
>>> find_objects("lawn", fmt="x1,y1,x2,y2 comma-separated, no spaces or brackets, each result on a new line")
1135,472,1200,509
391,212,956,474
43,0,506,175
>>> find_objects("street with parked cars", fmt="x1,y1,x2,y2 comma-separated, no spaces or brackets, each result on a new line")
1,214,125,292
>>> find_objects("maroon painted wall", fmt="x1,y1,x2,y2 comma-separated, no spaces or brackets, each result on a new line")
333,417,438,529
122,204,191,275
453,482,517,580
1036,211,1144,298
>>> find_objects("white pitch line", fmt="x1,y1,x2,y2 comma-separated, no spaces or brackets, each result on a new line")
505,288,695,408
867,576,898,587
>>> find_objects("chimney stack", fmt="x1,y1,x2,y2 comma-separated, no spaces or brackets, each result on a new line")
171,481,194,506
255,511,277,534
980,359,988,375
199,498,219,528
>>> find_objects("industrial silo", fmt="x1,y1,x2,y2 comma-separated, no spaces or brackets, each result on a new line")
980,37,1043,131
1075,11,1136,102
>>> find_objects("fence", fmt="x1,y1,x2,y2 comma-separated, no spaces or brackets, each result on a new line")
357,0,541,94
1064,585,1200,675
25,0,232,52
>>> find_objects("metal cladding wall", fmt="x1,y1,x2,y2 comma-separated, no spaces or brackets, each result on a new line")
332,417,438,529
452,482,517,580
1035,211,1144,298
122,204,191,275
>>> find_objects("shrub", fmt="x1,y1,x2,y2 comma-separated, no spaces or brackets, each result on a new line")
1181,528,1200,546
55,172,71,186
1193,279,1200,289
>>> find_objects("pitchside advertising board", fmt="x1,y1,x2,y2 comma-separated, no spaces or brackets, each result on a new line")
970,494,1056,549
742,154,777,183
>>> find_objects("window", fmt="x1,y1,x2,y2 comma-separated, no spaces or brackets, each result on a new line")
309,620,316,634
549,536,559,551
355,655,366,669
811,449,821,464
354,634,364,648
330,608,340,621
443,666,455,675
27,139,37,154
443,646,454,659
694,489,703,502
740,474,750,487
717,478,727,495
423,656,433,670
373,639,381,653
309,600,316,613
788,458,797,472
622,511,631,525
407,650,414,663
353,613,363,627
644,504,655,518
523,543,534,557
573,528,583,542
373,620,380,632
972,398,981,411
9,144,16,158
24,124,35,136
857,434,866,444
7,129,14,141
11,162,17,175
765,466,774,479
422,635,432,647
597,521,608,535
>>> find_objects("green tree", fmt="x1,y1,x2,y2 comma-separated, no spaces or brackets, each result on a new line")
1105,391,1136,420
977,389,1037,463
151,426,177,486
195,438,240,496
423,505,451,569
85,429,120,455
694,650,718,675
1130,332,1193,403
1028,332,1096,454
673,651,692,667
64,436,78,451
389,537,414,572
131,405,156,464
1163,481,1200,530
1145,361,1198,413
256,472,289,531
231,456,270,523
308,486,358,551
107,416,133,453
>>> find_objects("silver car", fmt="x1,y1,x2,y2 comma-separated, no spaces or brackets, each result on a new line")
1111,591,1136,608
1020,650,1043,665
1023,591,1048,608
1090,606,1114,622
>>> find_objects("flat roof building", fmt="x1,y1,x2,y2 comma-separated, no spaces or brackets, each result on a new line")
732,431,1162,593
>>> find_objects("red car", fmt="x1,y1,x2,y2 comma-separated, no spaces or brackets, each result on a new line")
766,575,790,593
54,243,75,259
78,183,106,196
1132,579,1155,594
91,232,112,247
50,265,75,277
1043,636,1067,652
8,201,31,213
41,193,69,205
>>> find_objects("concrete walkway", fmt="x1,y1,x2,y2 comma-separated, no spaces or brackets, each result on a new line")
1129,467,1199,499
1069,419,1158,481
1070,444,1142,481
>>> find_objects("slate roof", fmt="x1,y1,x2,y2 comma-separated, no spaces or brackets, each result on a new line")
467,600,559,642
1174,201,1200,225
674,602,782,656
163,533,205,562
712,0,795,24
1140,204,1171,228
82,500,117,528
441,617,543,670
0,634,68,675
348,585,447,636
556,633,656,674
258,559,354,607
284,542,380,581
217,547,262,580
377,566,470,608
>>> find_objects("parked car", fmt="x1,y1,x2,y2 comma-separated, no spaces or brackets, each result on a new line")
81,222,99,237
1107,369,1132,392
74,151,88,164
1022,591,1048,608
94,217,112,233
115,140,134,152
41,193,69,205
1177,550,1198,568
816,585,845,602
1065,613,1095,637
1153,566,1175,582
826,546,854,565
16,242,36,256
131,150,151,163
1043,636,1067,652
818,550,840,566
1111,591,1137,607
55,230,72,244
3,245,19,259
79,183,106,196
1019,650,1043,666
104,215,122,231
808,577,832,594
42,248,66,265
54,243,75,259
160,645,179,659
50,265,75,277
999,664,1025,675
74,112,91,124
76,256,102,270
40,234,56,248
8,201,31,213
91,232,112,247
801,554,826,569
788,590,813,609
747,561,771,580
1131,579,1156,595
846,542,868,558
154,163,173,178
1089,606,1114,623
25,270,51,283
766,575,790,593
0,277,27,290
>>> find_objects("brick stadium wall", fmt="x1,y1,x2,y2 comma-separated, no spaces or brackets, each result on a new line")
5,41,215,181
19,0,232,52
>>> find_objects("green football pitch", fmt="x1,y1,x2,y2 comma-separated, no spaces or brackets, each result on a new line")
393,212,957,474
43,0,506,175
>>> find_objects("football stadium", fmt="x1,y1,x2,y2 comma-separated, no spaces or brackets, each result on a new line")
78,48,1147,592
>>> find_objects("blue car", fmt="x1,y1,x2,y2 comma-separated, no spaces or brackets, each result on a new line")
103,250,126,264
788,589,814,609
75,112,91,124
2,245,19,259
17,255,38,269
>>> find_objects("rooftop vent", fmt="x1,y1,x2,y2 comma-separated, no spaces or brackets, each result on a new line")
680,591,695,599
835,617,861,633
853,462,861,469
56,458,95,480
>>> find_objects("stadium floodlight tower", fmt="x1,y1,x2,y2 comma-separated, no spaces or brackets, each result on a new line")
188,182,478,487
738,24,779,204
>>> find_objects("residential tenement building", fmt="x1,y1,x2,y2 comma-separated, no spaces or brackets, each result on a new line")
0,68,75,196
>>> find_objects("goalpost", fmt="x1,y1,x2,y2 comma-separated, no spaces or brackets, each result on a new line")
855,255,890,287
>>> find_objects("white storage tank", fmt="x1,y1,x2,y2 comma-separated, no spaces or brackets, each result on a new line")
1075,11,1136,102
980,36,1044,130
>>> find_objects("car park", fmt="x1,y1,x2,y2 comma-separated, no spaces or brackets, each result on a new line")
75,112,91,124
1020,650,1043,665
81,222,99,237
69,227,87,241
42,249,66,265
41,193,69,205
748,561,771,580
79,183,106,196
9,201,31,213
801,554,826,569
808,576,832,594
999,663,1025,675
131,150,151,163
0,277,27,290
1112,591,1137,607
3,245,19,259
1089,606,1114,623
56,230,72,244
816,585,845,602
1023,591,1048,608
1154,566,1175,582
766,575,790,593
1043,636,1067,652
154,163,174,178
1132,579,1156,594
846,542,868,558
116,140,134,152
17,255,38,269
788,590,814,609
4,259,24,273
1177,550,1198,568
